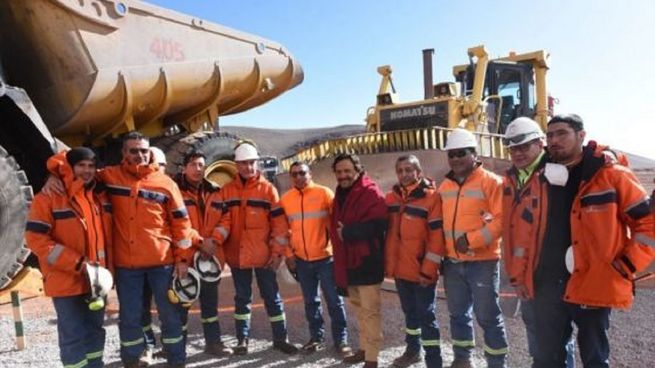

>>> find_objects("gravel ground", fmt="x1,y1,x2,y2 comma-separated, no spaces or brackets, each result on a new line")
1,277,653,368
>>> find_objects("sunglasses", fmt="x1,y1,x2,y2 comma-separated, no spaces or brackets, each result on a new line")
447,149,469,159
291,171,307,177
128,148,150,155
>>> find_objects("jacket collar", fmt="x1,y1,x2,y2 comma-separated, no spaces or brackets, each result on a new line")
293,180,316,193
392,177,434,199
121,158,158,179
445,162,483,185
175,173,219,193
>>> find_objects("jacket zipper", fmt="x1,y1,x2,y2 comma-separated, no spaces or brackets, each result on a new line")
451,182,464,258
300,189,309,260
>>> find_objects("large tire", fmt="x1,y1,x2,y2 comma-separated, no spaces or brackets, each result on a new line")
162,131,240,177
0,145,33,289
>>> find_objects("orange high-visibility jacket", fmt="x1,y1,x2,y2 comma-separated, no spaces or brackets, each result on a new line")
176,175,226,267
213,173,288,268
438,164,503,261
99,160,193,268
503,145,655,308
25,152,113,297
385,178,445,283
280,181,333,262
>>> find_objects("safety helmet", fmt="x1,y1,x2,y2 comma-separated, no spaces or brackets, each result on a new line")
565,246,575,274
150,146,167,165
444,128,478,151
168,268,201,305
234,142,259,161
503,117,545,147
85,263,113,311
193,252,222,282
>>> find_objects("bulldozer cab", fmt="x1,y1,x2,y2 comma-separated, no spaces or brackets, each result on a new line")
456,61,536,135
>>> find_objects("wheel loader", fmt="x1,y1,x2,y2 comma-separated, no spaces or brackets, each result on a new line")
0,0,303,290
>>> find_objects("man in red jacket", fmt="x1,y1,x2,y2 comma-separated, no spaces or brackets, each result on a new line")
329,153,387,368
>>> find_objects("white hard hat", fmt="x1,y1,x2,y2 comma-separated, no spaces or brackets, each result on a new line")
193,252,222,282
444,128,478,151
503,117,545,147
168,268,201,304
234,142,259,161
565,246,575,273
85,263,113,311
150,147,167,165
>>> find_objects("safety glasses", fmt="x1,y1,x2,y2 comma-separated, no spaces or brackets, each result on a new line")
447,149,469,159
291,171,307,177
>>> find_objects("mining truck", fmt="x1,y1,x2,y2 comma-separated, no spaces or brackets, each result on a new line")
0,0,303,289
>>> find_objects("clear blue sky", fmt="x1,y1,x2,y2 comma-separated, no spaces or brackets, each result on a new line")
147,0,654,158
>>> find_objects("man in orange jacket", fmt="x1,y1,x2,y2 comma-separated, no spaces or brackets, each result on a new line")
26,147,113,368
500,117,575,368
212,140,298,355
504,114,654,368
174,150,232,356
280,162,351,355
385,155,444,368
438,129,508,368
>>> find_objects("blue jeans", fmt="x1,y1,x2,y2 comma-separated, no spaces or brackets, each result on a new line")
232,267,287,341
116,266,185,364
296,257,348,345
395,279,443,368
522,298,575,368
179,279,223,344
443,259,508,368
141,281,156,349
52,295,106,368
533,278,610,368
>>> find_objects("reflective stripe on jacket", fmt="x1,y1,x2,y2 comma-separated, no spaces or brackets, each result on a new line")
503,144,655,308
26,151,113,297
280,181,333,261
98,159,193,268
438,164,503,261
214,173,288,268
385,178,444,283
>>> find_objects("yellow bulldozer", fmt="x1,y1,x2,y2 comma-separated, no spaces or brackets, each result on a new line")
280,45,552,195
0,0,303,289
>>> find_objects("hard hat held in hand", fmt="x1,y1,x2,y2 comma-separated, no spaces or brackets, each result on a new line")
565,246,575,273
85,263,113,311
193,252,222,282
168,267,201,305
503,117,545,147
234,142,259,161
444,128,478,151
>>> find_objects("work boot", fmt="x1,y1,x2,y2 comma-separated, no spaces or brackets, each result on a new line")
363,361,378,368
449,358,473,368
273,339,300,355
301,339,326,353
136,348,154,367
336,342,354,358
343,349,366,364
205,341,233,356
233,339,249,356
392,349,421,367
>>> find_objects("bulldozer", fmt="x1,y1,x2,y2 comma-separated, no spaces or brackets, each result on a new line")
0,0,303,290
280,45,551,190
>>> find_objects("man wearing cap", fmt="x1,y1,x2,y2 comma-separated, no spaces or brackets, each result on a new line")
503,114,654,367
330,153,387,368
212,140,298,355
26,147,113,368
175,150,232,356
438,129,508,368
279,161,351,356
500,117,575,368
385,154,444,368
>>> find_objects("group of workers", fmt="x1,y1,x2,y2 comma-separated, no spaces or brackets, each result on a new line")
25,113,654,368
